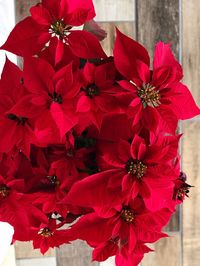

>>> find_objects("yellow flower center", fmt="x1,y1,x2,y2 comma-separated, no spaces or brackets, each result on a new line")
50,20,72,38
126,160,147,179
137,83,161,108
38,227,53,238
0,185,10,198
121,209,135,223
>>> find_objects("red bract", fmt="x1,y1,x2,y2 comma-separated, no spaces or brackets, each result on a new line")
114,29,200,133
0,174,47,241
31,218,69,254
67,198,171,262
12,57,81,144
0,58,35,157
76,61,122,129
0,0,199,265
65,134,180,211
1,0,106,63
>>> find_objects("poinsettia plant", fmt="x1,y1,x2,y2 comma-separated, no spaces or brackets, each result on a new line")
0,0,199,265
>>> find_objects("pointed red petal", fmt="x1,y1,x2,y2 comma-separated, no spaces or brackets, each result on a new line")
68,30,107,59
114,28,150,80
1,17,50,56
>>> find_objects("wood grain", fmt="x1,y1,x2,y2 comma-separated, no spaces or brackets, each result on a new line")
136,0,179,62
99,22,135,56
182,0,200,109
136,0,180,233
15,241,55,259
94,0,135,22
182,121,200,266
16,257,56,266
15,0,39,22
141,233,181,266
56,241,98,266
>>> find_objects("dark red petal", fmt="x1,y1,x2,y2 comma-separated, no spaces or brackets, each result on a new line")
50,103,78,137
130,135,147,160
153,42,183,80
92,241,118,262
76,95,91,112
64,0,96,20
55,39,65,65
63,169,123,208
30,6,52,25
66,8,91,26
67,212,113,245
0,17,50,57
170,83,200,119
68,30,107,59
24,57,55,94
114,28,150,80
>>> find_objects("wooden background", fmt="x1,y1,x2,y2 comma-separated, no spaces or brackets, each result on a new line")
12,0,200,266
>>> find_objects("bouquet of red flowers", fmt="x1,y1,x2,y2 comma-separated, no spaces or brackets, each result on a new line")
0,1,199,265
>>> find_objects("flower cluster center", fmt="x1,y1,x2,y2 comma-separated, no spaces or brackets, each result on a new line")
49,92,63,104
177,186,191,201
50,20,72,38
126,160,147,179
121,209,135,223
86,83,99,98
0,185,10,198
38,227,53,238
47,175,60,186
7,113,28,126
138,83,161,108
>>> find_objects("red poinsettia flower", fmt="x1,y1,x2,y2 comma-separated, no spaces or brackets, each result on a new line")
76,61,122,130
1,0,106,63
92,234,152,266
67,198,171,257
115,243,152,266
65,134,180,211
173,172,193,203
0,58,35,157
0,174,47,241
114,29,200,133
31,217,70,254
11,58,81,145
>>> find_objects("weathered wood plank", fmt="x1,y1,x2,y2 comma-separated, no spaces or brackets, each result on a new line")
182,2,200,265
15,242,55,259
56,241,98,266
94,0,135,22
136,0,179,62
182,0,200,109
15,0,39,22
182,121,200,266
141,233,181,266
136,0,180,233
16,257,56,266
99,22,135,56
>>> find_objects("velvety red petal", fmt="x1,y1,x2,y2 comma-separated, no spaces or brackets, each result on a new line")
114,28,150,81
67,212,113,245
24,57,55,94
30,6,52,25
92,241,118,262
170,82,200,119
68,30,107,59
0,17,50,56
50,103,78,137
76,95,91,112
63,169,123,208
55,39,65,64
64,0,95,20
153,42,183,80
